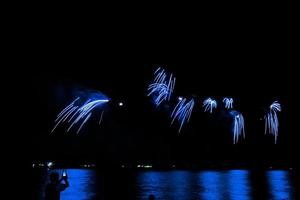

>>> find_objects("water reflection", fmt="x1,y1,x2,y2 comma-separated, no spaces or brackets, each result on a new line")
227,170,251,200
136,171,200,199
50,169,97,200
198,171,225,199
168,171,199,199
36,169,295,200
137,170,294,200
267,170,292,200
137,170,252,200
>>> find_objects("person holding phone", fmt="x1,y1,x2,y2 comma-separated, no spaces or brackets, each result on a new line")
45,171,69,200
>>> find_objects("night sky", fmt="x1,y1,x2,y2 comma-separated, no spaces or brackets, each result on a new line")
20,60,297,167
11,12,299,169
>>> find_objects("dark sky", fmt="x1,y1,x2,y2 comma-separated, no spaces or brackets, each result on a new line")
11,11,299,167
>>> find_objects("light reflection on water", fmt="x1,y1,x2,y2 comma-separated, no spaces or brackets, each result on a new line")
137,170,252,200
227,170,251,200
198,171,226,199
136,171,198,199
48,169,97,200
39,169,295,200
267,170,292,200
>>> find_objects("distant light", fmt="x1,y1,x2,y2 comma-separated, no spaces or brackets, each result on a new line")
118,102,124,106
143,165,152,168
121,165,125,168
172,165,176,168
32,164,35,168
47,162,54,168
137,165,141,168
178,97,183,101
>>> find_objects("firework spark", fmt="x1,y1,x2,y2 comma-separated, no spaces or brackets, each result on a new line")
147,67,176,106
203,98,217,113
223,97,233,109
52,96,109,134
171,97,195,133
230,110,245,144
265,101,281,144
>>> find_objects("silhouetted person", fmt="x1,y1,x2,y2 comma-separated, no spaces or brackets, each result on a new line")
45,172,69,200
148,194,155,200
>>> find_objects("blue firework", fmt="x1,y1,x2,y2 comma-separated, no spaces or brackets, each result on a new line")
171,97,195,133
147,67,176,106
265,101,281,144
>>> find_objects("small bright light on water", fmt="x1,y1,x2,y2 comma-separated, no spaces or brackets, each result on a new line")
118,102,124,106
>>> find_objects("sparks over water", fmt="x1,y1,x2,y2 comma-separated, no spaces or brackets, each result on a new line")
265,101,281,144
230,110,245,144
52,94,109,134
171,97,195,133
223,97,233,109
203,98,217,113
147,67,176,107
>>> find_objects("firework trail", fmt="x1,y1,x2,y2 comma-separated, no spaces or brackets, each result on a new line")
223,97,233,109
52,96,109,134
203,98,217,113
147,67,176,106
265,101,281,144
99,111,104,125
230,110,245,144
171,97,195,133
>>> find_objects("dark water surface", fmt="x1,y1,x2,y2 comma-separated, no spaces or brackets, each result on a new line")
33,169,299,200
